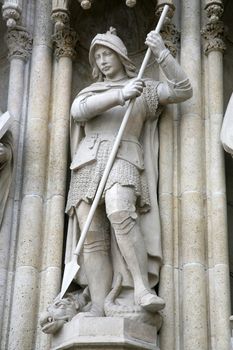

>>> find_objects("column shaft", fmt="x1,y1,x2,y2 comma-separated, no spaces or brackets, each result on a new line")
180,1,208,349
159,105,175,350
207,49,231,350
0,56,25,347
7,0,53,348
0,23,32,348
156,5,178,348
36,56,73,350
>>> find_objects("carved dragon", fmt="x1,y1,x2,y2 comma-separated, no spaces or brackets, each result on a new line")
40,275,162,334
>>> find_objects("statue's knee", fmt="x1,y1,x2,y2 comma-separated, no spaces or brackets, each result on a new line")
84,224,110,253
84,231,110,253
77,202,110,253
108,209,137,235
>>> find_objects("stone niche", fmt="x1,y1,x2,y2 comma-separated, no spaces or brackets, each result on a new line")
51,1,162,349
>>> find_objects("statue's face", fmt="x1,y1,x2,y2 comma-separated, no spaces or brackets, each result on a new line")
94,45,125,80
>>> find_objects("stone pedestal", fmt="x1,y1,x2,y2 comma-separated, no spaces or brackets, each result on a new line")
51,317,159,350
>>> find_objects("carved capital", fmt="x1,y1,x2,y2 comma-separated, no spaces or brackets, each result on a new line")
159,22,180,57
2,1,22,28
204,1,223,22
155,3,179,57
156,1,176,20
6,27,33,61
51,1,78,59
53,27,78,60
201,21,226,54
201,2,226,54
51,0,70,31
51,9,70,32
205,3,223,22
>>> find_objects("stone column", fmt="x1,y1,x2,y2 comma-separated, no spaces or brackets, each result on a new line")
36,19,78,350
0,5,32,347
202,1,231,349
7,0,53,349
180,1,208,349
155,2,180,350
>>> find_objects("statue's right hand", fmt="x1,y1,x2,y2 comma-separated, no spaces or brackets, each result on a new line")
122,79,145,101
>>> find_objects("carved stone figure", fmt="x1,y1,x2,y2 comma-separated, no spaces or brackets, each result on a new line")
40,288,91,334
64,27,192,318
0,110,13,228
43,27,192,332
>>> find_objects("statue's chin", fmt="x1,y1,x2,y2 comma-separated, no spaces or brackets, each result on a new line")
42,320,65,334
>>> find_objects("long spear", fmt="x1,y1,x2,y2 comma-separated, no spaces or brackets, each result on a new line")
60,4,169,299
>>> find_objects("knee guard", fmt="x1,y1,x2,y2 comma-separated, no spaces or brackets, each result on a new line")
108,209,138,236
83,221,110,254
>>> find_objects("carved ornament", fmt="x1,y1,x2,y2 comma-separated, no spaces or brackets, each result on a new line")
155,2,179,57
6,27,32,61
201,21,226,54
51,0,70,32
53,27,78,60
51,9,70,32
2,1,22,28
156,1,175,20
201,2,226,54
205,3,223,22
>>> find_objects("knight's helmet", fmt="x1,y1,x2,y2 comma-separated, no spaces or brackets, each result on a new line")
89,27,136,79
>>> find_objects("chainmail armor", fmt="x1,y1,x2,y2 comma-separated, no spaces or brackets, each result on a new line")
66,140,150,215
142,80,160,119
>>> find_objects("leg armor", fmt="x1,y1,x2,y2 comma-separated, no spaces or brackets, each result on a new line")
76,202,110,254
105,183,137,235
75,201,112,316
106,184,165,312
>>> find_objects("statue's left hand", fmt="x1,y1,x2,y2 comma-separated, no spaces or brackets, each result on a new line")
145,32,167,60
0,143,10,163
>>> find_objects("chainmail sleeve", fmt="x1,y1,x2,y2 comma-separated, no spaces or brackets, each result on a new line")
141,80,160,120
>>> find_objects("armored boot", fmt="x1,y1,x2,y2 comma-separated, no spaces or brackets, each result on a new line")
108,209,165,312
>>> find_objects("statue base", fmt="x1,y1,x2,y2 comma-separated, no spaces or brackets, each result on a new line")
51,317,160,350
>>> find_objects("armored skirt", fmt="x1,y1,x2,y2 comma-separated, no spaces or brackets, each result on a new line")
65,138,151,216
